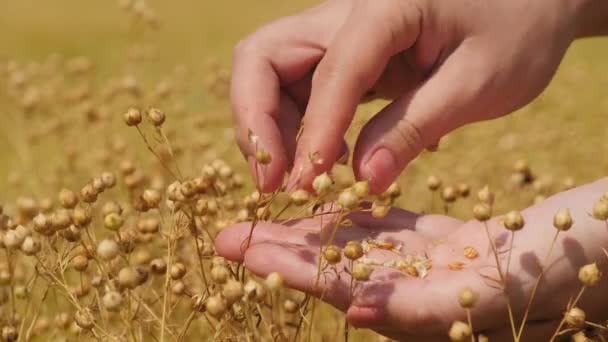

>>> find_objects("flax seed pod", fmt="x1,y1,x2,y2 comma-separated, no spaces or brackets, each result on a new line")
265,272,284,291
448,321,472,342
289,190,310,206
255,149,272,165
473,203,492,222
565,307,586,329
322,245,341,264
578,263,602,287
124,107,142,126
338,190,358,210
441,186,458,203
222,279,244,304
344,241,364,260
427,175,442,192
352,263,373,281
553,209,573,231
147,108,165,126
312,172,332,196
503,210,524,231
283,299,298,313
352,181,370,198
457,287,478,309
206,295,227,318
592,200,608,220
102,291,123,311
58,189,78,209
170,262,187,280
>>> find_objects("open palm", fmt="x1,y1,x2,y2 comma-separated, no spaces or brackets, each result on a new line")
215,205,580,341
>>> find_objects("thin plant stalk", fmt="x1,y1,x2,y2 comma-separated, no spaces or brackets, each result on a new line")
483,222,517,340
516,230,560,340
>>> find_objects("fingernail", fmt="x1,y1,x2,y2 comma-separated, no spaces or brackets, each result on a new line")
364,148,397,193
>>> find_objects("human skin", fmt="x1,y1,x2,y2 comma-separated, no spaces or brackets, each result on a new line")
227,0,608,339
217,179,608,340
231,0,608,194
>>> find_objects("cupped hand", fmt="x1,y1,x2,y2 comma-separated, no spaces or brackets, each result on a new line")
231,0,582,193
216,180,608,341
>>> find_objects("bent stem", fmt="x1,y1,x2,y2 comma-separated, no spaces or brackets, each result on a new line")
516,230,560,340
483,222,517,341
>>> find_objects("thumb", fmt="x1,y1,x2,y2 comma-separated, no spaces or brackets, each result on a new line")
354,46,493,193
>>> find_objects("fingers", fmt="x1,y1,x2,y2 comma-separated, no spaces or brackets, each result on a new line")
243,242,352,309
231,14,328,192
288,0,422,190
353,44,494,192
215,221,320,262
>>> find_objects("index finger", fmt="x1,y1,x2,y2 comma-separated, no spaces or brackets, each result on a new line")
231,47,288,192
230,10,335,192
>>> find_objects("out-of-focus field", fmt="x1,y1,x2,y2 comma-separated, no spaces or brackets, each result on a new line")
1,0,607,212
0,1,606,341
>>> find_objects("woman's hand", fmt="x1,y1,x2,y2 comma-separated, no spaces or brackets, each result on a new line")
230,0,607,193
216,179,608,340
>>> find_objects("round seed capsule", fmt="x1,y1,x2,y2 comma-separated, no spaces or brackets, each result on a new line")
265,272,284,291
565,307,586,329
448,321,472,342
352,263,373,281
312,172,332,196
124,107,142,126
97,239,120,261
206,295,227,318
472,203,492,222
147,108,165,126
553,209,573,231
58,189,78,209
150,258,167,274
72,255,89,272
592,200,608,221
170,263,187,280
283,299,298,313
441,186,458,203
102,291,123,311
222,279,244,304
322,245,341,264
352,181,370,198
210,265,230,284
456,183,470,198
426,175,442,192
344,241,364,260
371,202,390,219
104,213,123,231
289,190,310,206
338,190,358,210
255,149,272,165
578,263,602,287
457,287,478,309
503,210,525,231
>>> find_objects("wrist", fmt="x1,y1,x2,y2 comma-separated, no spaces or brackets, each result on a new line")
569,0,608,38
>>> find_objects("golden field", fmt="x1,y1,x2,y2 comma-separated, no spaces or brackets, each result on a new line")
0,1,607,341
